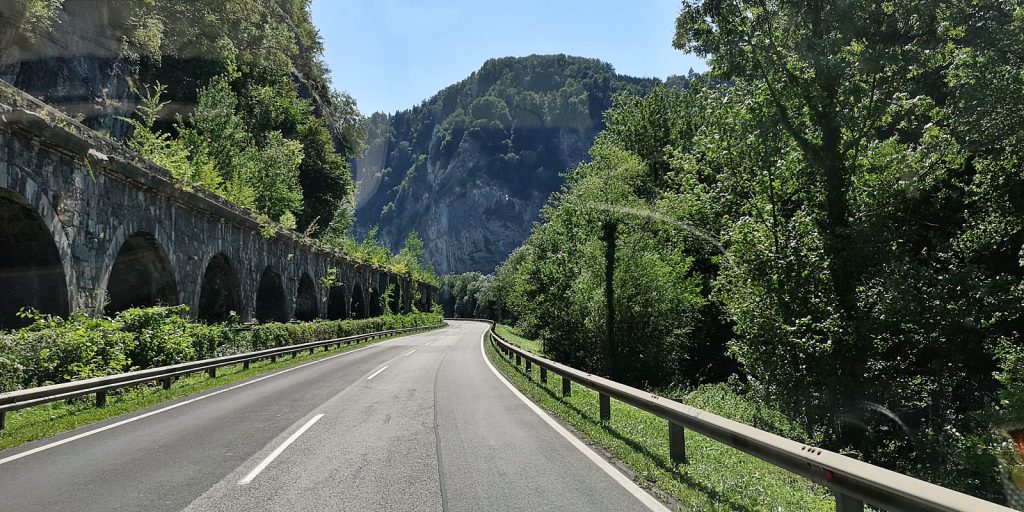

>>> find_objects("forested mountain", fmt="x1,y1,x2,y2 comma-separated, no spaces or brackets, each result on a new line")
353,55,681,274
0,0,363,237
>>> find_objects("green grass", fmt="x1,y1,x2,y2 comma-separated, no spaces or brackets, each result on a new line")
496,324,544,355
0,327,440,452
485,333,835,512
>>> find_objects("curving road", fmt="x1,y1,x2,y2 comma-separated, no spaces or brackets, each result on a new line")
0,321,667,512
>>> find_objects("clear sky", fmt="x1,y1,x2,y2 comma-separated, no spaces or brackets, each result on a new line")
310,0,707,115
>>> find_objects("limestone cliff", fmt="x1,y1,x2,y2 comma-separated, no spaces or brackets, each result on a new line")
354,55,664,274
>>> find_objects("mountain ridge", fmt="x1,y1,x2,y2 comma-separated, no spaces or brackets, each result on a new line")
354,53,686,274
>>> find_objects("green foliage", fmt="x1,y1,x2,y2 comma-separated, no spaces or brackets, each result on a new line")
493,102,723,386
238,311,442,352
486,336,833,511
439,272,503,319
327,228,437,285
114,306,197,369
0,307,442,392
4,311,133,387
486,0,1024,500
0,0,64,41
39,0,366,241
122,83,221,190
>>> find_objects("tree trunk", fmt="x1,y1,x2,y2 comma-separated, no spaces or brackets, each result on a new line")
602,221,617,376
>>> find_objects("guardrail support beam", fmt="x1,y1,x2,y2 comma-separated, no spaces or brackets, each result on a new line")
540,367,547,384
562,375,571,397
836,494,864,512
96,390,107,407
669,421,687,465
599,393,611,422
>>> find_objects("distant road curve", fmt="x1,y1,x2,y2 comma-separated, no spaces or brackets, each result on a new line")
0,321,666,512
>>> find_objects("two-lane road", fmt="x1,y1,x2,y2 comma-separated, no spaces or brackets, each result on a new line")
0,321,667,511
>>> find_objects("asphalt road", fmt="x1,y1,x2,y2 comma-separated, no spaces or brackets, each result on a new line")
0,321,665,512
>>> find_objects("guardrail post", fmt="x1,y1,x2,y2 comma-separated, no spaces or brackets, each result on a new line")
96,390,107,407
669,421,687,465
0,411,6,431
515,353,522,366
271,354,277,363
836,494,864,512
161,376,172,390
292,351,297,359
243,361,250,370
525,359,532,375
600,393,611,421
562,375,571,397
208,367,217,378
540,367,548,383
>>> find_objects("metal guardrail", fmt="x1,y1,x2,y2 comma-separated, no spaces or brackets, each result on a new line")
0,323,444,430
471,319,1015,512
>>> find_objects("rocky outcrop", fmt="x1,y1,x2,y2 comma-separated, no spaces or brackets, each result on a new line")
354,55,661,274
0,0,136,138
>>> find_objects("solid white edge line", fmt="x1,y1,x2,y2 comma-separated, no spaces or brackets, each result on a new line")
403,349,417,357
477,328,671,512
0,330,429,466
366,366,389,380
237,413,325,485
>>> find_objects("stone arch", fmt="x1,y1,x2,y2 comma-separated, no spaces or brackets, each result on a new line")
104,232,179,315
0,188,70,328
326,285,347,320
350,282,367,320
197,253,241,323
388,278,402,314
98,215,176,314
418,284,434,312
255,266,288,323
294,273,318,322
369,285,384,317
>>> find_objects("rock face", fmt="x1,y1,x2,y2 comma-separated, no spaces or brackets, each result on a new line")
0,0,135,137
354,55,660,275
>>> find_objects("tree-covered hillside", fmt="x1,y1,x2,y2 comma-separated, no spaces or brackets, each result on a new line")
354,55,682,274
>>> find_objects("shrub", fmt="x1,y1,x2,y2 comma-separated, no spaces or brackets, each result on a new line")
0,307,442,391
5,312,133,386
114,306,197,369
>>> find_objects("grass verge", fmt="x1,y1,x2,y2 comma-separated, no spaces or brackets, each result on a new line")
485,329,835,512
0,326,441,452
495,324,544,354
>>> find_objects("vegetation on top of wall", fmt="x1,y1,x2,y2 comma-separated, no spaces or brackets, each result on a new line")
0,306,442,393
2,1,438,283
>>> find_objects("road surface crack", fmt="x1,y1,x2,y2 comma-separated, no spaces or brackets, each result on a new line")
431,350,451,512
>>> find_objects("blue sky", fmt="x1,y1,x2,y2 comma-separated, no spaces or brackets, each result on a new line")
310,0,707,115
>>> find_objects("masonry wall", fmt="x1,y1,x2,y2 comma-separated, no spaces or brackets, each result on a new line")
0,86,434,326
